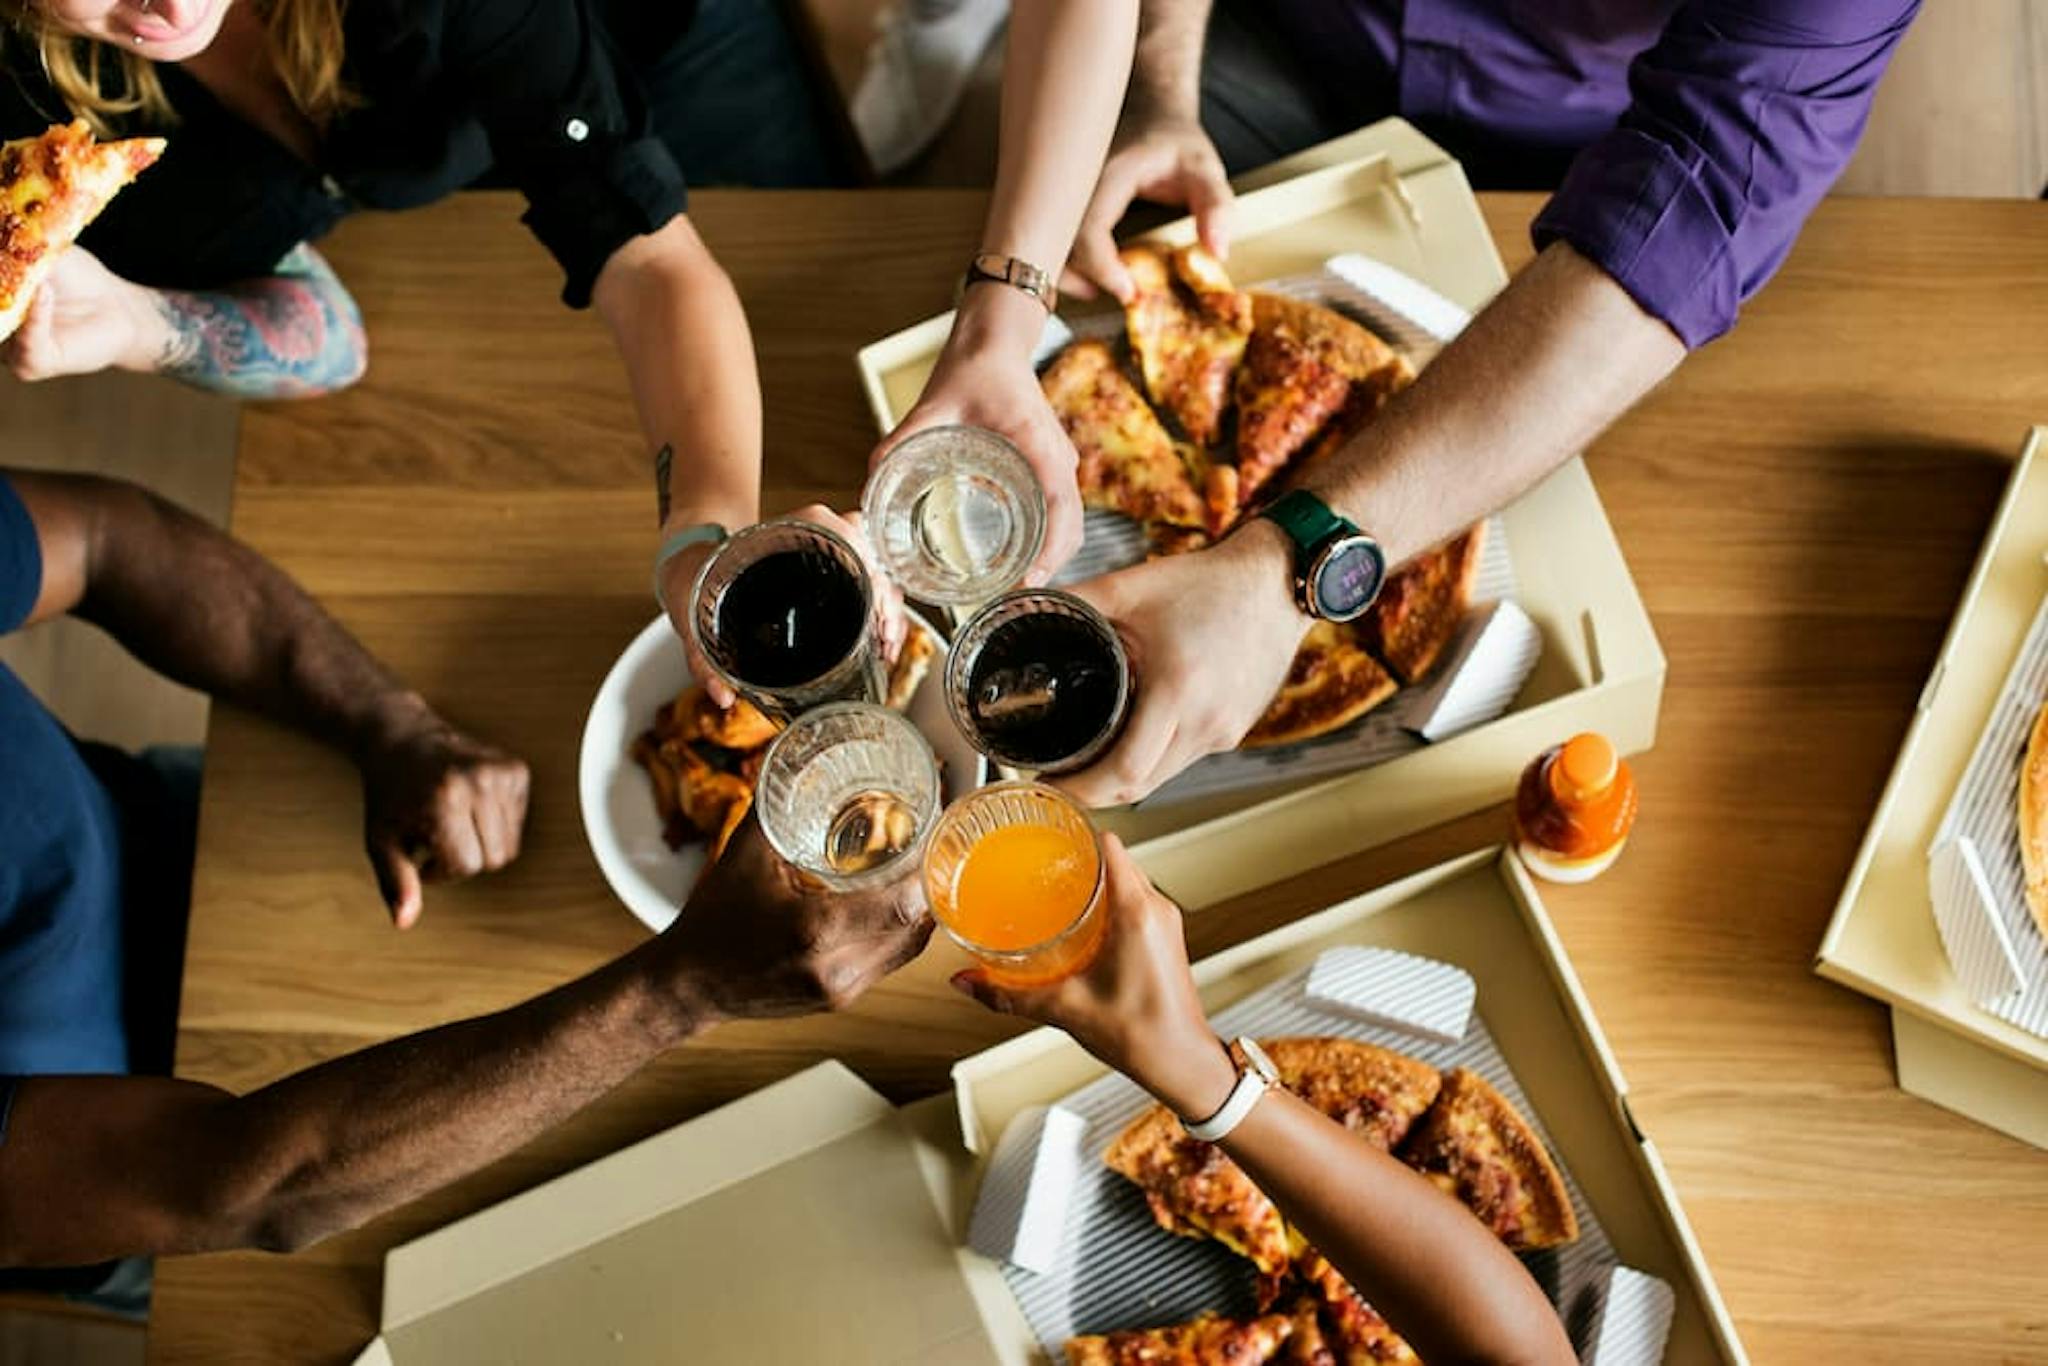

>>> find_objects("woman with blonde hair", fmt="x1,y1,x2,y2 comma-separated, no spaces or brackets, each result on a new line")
0,0,1129,633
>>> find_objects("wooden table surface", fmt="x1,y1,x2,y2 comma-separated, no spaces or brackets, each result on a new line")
148,191,2048,1363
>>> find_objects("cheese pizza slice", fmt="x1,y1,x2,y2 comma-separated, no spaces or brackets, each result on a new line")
0,121,164,342
1363,524,1486,685
1272,1254,1420,1366
1298,357,1415,470
1397,1067,1579,1250
1248,292,1402,384
1042,338,1207,529
1065,1311,1297,1366
1121,243,1253,446
1232,324,1354,511
1240,622,1400,750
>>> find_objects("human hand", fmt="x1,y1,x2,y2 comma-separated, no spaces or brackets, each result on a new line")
1064,113,1233,305
659,813,934,1020
658,504,905,710
949,833,1235,1120
2,247,167,382
359,699,532,929
1056,522,1308,806
871,285,1083,584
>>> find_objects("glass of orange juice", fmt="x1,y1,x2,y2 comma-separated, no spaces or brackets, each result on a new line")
923,780,1105,988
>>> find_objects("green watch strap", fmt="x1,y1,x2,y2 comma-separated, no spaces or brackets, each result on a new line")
1260,489,1354,558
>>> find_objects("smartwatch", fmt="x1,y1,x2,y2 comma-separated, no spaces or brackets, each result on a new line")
1257,489,1387,623
1182,1036,1280,1143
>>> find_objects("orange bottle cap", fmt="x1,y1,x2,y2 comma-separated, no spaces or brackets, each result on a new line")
1555,732,1618,803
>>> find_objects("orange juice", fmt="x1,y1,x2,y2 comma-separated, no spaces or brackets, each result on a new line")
925,781,1106,986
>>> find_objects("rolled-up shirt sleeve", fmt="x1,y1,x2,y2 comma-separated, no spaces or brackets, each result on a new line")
445,0,688,307
1532,1,1919,347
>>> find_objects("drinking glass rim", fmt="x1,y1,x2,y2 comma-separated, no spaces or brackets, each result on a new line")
686,517,877,694
924,779,1105,961
756,700,942,890
943,589,1132,773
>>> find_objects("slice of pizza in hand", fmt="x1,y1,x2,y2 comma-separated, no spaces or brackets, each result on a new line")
1240,622,1400,750
0,121,165,342
1121,243,1253,446
1397,1066,1579,1250
1042,338,1207,529
1363,523,1486,685
1103,1101,1294,1276
1065,1310,1297,1366
1233,323,1355,511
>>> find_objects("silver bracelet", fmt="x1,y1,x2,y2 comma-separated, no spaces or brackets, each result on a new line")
652,524,728,610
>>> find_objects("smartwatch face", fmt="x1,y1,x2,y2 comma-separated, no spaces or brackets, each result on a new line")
1312,536,1386,621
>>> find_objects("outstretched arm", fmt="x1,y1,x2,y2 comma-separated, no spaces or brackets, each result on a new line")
954,836,1576,1365
0,818,932,1265
3,243,368,398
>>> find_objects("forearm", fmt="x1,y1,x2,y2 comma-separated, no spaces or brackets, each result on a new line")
12,469,422,756
594,216,762,535
1307,242,1686,566
1132,1040,1569,1364
1127,0,1212,122
0,945,712,1263
144,245,369,399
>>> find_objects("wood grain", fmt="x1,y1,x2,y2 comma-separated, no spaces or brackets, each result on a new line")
148,190,2048,1364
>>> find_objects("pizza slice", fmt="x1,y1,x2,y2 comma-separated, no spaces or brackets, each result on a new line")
2020,700,2048,942
1397,1067,1579,1250
1299,358,1415,471
1248,293,1401,385
1042,339,1207,529
1122,243,1253,446
0,121,165,342
1065,1310,1296,1366
884,619,939,711
1240,622,1399,750
1272,1254,1420,1366
1103,1102,1294,1275
1363,524,1486,685
1232,325,1354,511
1255,1038,1443,1147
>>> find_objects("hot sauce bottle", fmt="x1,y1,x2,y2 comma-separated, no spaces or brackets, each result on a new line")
1513,732,1638,883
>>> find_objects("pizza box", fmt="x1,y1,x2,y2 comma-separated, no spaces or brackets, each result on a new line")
950,847,1745,1364
1818,425,2048,1134
1890,1007,2048,1149
853,118,1666,904
347,847,1740,1364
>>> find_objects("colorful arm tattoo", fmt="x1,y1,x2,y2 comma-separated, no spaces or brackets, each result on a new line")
153,244,369,399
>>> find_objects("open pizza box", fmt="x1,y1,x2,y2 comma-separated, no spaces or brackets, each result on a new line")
852,118,1666,907
348,848,1743,1364
1818,425,2048,1148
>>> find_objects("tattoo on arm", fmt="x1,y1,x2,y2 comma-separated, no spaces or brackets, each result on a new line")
154,244,370,400
653,442,674,526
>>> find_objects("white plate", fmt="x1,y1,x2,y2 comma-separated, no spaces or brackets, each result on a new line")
578,612,983,933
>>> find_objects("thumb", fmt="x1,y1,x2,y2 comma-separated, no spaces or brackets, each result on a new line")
370,835,424,930
950,968,1015,1016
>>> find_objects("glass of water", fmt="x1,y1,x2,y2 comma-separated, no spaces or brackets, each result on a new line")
755,701,942,889
862,425,1046,607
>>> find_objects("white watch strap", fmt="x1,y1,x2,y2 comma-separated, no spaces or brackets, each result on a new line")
1183,1039,1273,1143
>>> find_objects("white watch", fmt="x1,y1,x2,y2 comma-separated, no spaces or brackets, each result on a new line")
1182,1036,1278,1143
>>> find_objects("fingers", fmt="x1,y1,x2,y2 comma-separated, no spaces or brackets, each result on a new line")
368,835,425,930
1184,153,1236,260
1068,158,1142,304
4,291,54,382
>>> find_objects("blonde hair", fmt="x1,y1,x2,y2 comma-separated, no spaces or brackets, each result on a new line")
6,0,354,136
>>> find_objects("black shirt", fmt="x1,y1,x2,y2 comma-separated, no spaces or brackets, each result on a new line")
0,0,694,305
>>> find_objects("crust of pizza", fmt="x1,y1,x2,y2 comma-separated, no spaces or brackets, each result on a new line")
0,121,164,342
1065,1311,1296,1366
2021,700,2048,942
1365,524,1486,684
1233,325,1353,510
1122,244,1253,446
1398,1067,1579,1250
1240,623,1400,750
1043,339,1207,529
1247,293,1400,385
1102,1104,1294,1275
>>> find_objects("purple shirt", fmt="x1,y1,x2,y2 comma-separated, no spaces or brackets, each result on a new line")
1263,2,1921,346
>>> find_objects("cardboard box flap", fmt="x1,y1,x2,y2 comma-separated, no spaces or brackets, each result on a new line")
364,1061,1002,1365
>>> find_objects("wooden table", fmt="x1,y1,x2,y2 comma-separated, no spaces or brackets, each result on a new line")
148,191,2048,1363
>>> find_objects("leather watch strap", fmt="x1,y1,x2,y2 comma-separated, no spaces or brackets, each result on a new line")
962,252,1058,313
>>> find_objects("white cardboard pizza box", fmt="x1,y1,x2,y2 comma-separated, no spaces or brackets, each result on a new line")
853,118,1666,907
950,848,1747,1365
1818,426,2048,1146
347,850,1741,1364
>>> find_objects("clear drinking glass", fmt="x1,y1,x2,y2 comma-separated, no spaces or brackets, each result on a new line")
687,518,886,721
944,589,1132,775
923,780,1106,987
862,425,1046,607
755,702,942,890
